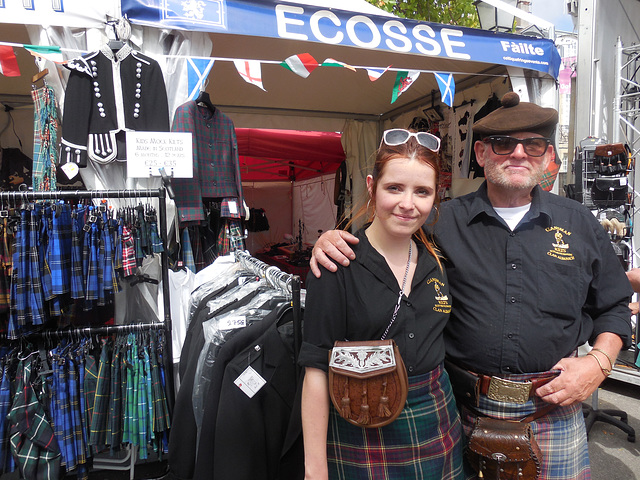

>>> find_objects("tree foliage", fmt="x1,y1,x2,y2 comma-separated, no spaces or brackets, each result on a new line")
366,0,480,28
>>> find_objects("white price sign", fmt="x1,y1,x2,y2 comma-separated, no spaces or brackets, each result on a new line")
126,131,193,178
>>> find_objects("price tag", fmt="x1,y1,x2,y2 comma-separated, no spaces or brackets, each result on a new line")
218,315,247,330
234,366,266,398
61,162,79,179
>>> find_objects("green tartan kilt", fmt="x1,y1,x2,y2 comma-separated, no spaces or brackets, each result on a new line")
327,363,465,480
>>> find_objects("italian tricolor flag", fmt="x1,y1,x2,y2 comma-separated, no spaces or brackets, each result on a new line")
280,53,318,78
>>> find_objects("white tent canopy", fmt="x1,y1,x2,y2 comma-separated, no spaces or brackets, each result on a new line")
0,0,561,243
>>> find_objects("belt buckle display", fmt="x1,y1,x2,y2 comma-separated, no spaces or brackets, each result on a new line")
487,377,532,404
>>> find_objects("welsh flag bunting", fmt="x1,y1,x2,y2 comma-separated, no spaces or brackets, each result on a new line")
321,58,356,72
391,70,420,103
233,59,266,91
24,44,64,64
0,46,20,77
365,65,391,82
187,58,215,100
434,72,455,107
280,53,318,78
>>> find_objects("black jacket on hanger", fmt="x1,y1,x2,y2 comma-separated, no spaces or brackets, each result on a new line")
60,44,169,166
169,286,261,479
209,312,303,480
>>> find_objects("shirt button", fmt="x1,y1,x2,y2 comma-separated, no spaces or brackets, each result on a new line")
508,333,513,339
510,297,516,303
511,264,517,269
406,301,412,307
505,366,511,371
408,366,414,373
408,332,415,339
510,232,516,237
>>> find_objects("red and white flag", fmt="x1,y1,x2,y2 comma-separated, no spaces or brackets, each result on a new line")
233,59,266,91
365,65,391,81
0,46,20,77
280,53,318,78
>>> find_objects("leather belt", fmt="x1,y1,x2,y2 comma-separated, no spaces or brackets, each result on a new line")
445,359,558,405
477,372,557,404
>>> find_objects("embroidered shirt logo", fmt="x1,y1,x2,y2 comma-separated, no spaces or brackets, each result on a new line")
427,278,452,313
546,226,575,261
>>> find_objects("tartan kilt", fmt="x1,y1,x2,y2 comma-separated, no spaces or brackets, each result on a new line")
327,363,465,480
459,370,591,480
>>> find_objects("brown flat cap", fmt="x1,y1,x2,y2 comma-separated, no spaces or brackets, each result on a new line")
473,92,558,138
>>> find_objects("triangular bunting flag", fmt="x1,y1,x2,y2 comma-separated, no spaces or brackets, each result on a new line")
391,70,420,103
321,58,356,72
24,44,64,64
434,72,455,107
0,46,20,77
365,65,391,82
233,59,266,91
280,53,318,78
187,58,215,100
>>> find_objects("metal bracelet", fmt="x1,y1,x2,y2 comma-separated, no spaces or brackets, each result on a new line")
587,351,612,377
590,348,615,370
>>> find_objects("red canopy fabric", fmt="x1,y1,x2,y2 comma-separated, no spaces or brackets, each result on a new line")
236,128,345,182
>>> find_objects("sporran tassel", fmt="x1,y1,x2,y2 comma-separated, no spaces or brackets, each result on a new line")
341,378,351,418
378,375,392,417
357,380,370,425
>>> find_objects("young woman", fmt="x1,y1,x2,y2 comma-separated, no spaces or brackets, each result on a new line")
298,129,464,480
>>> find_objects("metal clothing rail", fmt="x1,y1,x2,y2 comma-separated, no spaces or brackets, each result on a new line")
0,187,175,410
235,250,302,376
17,321,166,339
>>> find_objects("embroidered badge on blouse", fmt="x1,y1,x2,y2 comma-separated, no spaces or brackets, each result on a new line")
428,278,452,314
546,226,575,261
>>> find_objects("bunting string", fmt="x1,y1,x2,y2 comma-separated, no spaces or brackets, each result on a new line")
0,40,509,104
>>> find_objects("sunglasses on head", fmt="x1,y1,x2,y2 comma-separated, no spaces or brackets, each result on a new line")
381,129,441,152
483,136,551,157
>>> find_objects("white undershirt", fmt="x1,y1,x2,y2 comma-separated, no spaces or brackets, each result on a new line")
493,203,531,231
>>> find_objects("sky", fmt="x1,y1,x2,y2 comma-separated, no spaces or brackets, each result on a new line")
531,0,575,31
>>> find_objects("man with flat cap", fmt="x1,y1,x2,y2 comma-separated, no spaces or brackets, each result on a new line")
309,92,632,479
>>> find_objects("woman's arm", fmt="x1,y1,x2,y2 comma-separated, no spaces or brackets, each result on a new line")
301,367,331,480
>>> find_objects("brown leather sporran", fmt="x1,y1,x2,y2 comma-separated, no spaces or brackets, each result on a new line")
467,416,542,480
328,339,408,428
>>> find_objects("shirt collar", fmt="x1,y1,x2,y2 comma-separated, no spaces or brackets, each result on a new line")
353,227,437,290
467,182,552,228
100,44,133,62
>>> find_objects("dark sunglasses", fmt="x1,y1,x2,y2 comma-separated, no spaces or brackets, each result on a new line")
483,136,551,157
381,129,441,152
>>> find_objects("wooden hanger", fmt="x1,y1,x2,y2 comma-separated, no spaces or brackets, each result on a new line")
32,68,49,85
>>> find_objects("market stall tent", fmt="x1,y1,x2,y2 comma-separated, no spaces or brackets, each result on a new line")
0,0,561,242
236,127,344,182
236,127,344,248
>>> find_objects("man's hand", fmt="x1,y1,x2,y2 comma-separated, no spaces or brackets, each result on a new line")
309,230,359,278
536,333,622,406
535,356,606,406
626,268,640,292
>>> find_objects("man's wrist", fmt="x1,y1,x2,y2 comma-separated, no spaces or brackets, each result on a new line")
587,351,612,377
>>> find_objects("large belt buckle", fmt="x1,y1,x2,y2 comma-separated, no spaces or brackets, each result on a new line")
487,377,532,404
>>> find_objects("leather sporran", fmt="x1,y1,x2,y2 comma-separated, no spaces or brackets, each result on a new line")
328,340,408,428
467,416,542,480
593,143,628,175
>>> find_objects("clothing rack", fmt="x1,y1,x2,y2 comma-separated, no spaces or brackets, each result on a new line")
235,250,302,375
0,187,174,409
